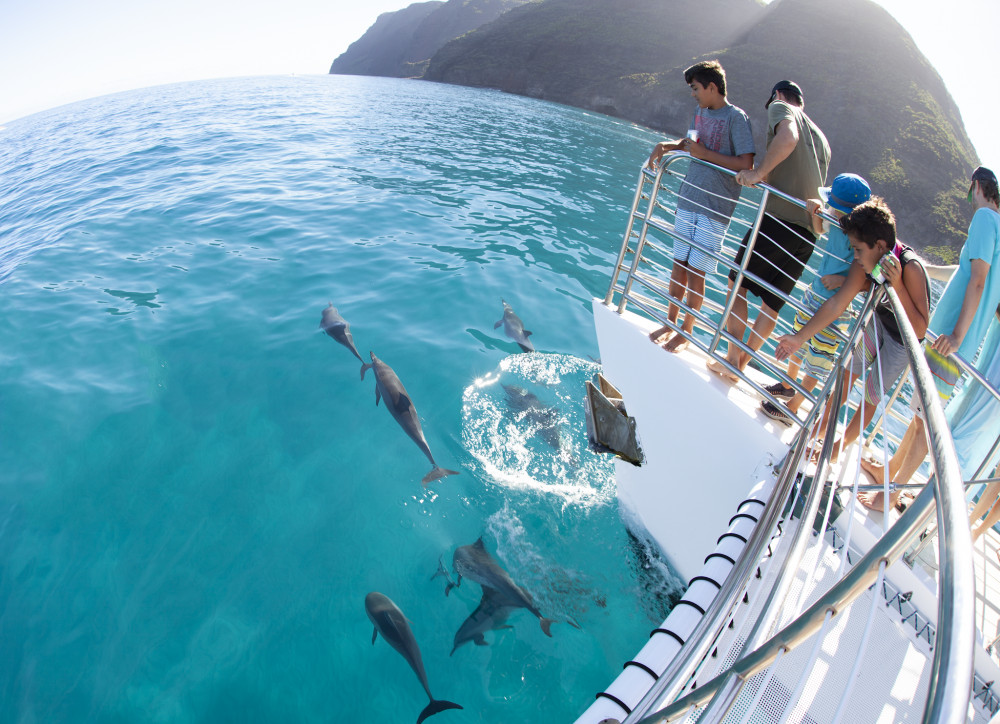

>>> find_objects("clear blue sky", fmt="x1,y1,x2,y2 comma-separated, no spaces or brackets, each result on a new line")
0,0,995,167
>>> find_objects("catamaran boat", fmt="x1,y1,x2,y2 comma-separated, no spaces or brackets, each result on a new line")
576,153,1000,723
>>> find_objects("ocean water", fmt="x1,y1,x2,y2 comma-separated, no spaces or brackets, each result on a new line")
0,75,682,723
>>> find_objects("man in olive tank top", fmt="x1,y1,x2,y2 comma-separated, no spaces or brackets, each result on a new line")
708,80,830,382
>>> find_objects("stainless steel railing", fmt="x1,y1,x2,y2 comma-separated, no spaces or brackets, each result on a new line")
605,153,867,432
604,152,979,723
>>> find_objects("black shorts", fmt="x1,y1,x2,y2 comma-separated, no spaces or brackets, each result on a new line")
728,214,816,312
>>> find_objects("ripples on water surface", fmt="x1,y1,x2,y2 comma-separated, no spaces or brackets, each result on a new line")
0,75,682,722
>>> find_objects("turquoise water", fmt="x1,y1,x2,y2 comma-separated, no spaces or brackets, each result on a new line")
0,75,681,722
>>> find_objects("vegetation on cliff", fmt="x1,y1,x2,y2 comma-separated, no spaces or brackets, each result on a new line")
424,0,761,109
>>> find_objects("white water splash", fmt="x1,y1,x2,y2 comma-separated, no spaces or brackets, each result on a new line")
461,353,615,508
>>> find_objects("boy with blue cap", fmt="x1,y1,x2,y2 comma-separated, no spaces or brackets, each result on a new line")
761,173,872,425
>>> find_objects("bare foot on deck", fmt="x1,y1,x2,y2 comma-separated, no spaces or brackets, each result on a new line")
707,359,739,384
860,456,886,481
664,334,689,353
857,490,887,512
649,325,673,345
809,441,839,465
859,489,906,513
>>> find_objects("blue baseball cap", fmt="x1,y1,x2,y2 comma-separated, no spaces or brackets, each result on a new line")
819,173,871,214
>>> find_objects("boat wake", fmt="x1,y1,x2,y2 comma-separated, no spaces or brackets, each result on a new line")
461,353,615,508
485,504,605,621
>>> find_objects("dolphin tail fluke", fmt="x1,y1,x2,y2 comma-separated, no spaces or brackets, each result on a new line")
360,362,372,380
422,466,460,486
417,699,463,724
431,556,447,581
540,617,556,637
432,556,457,596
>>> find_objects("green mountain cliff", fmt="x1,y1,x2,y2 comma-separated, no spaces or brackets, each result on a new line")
334,0,980,260
330,0,530,79
424,0,762,111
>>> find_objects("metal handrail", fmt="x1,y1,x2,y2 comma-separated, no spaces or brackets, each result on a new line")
888,285,975,722
605,155,977,723
635,485,940,723
609,154,868,429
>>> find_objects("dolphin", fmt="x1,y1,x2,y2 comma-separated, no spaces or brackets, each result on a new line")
493,299,534,352
319,303,364,363
502,384,562,449
451,537,555,637
365,592,463,724
360,352,459,485
451,586,517,654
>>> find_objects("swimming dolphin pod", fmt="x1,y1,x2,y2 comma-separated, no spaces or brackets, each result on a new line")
365,592,463,724
319,303,364,364
361,352,459,485
494,299,534,352
449,538,557,641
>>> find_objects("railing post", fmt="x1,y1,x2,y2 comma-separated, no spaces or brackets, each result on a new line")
707,188,769,356
886,282,977,723
616,159,677,315
605,167,654,306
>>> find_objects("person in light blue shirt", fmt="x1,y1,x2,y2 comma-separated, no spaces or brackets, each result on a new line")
947,311,1000,541
950,313,1000,480
861,166,1000,511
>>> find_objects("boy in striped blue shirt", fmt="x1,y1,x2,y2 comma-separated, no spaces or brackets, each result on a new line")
761,173,871,425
